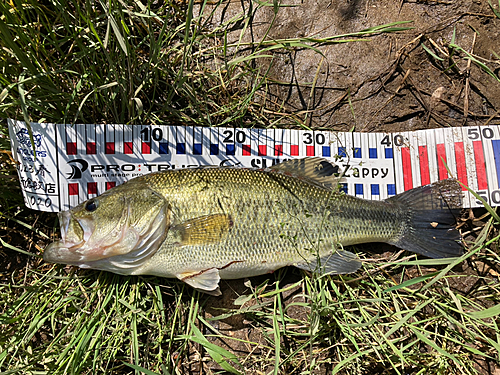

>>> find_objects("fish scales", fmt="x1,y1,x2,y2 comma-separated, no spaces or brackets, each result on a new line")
136,167,404,279
44,158,463,295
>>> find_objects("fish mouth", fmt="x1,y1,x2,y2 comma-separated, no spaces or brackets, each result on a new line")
43,240,86,264
44,211,88,264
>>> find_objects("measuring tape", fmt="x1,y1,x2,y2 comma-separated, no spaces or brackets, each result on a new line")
8,119,500,212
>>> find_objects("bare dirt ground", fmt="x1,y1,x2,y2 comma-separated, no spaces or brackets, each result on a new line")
207,0,499,132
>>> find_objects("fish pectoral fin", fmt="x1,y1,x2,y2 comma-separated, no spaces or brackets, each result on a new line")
295,250,361,275
269,157,345,191
177,268,221,294
173,214,233,246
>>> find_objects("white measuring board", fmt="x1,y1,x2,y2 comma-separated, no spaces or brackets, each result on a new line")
8,119,500,212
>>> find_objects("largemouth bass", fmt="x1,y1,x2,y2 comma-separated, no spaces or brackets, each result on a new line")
44,158,463,295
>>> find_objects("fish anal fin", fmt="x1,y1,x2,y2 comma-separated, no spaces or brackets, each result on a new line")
295,250,361,275
269,157,344,190
178,268,221,294
174,214,233,246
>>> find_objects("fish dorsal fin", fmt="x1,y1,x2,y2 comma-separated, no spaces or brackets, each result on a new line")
295,249,361,275
173,214,233,246
269,157,344,190
177,268,221,295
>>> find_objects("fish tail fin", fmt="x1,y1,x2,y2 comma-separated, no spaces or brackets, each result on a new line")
386,179,463,259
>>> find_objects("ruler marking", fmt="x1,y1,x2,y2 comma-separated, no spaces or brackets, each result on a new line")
185,126,195,163
357,132,369,200
352,132,365,197
86,124,96,155
317,130,325,157
123,125,133,154
313,130,328,157
275,144,283,156
458,127,477,207
452,128,467,197
473,141,488,191
290,129,299,156
265,128,274,159
461,127,477,189
193,127,203,155
335,132,347,194
259,138,267,156
234,128,244,157
424,129,438,184
419,145,430,185
260,128,268,158
401,146,413,191
364,133,375,200
492,140,500,188
176,126,186,155
14,121,500,211
66,125,77,155
275,129,284,157
325,131,334,158
353,132,362,159
393,133,405,194
166,126,175,157
299,130,310,157
201,126,210,159
76,124,85,154
408,132,421,189
322,141,331,157
142,141,151,154
242,128,252,156
115,124,123,154
355,183,363,197
436,143,448,180
219,127,232,156
88,182,98,197
345,132,355,195
139,125,150,154
68,183,78,196
210,128,219,155
445,128,458,180
374,133,389,200
454,142,467,190
105,125,115,154
159,141,169,155
156,125,168,155
483,127,500,207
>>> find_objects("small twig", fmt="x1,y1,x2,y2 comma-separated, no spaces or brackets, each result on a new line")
429,38,449,58
461,226,485,237
484,111,500,126
463,32,477,123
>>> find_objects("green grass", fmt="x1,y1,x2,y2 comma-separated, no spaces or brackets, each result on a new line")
0,0,412,128
1,0,500,374
3,232,500,374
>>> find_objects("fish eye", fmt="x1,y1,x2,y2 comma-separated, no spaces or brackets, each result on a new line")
85,199,99,212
